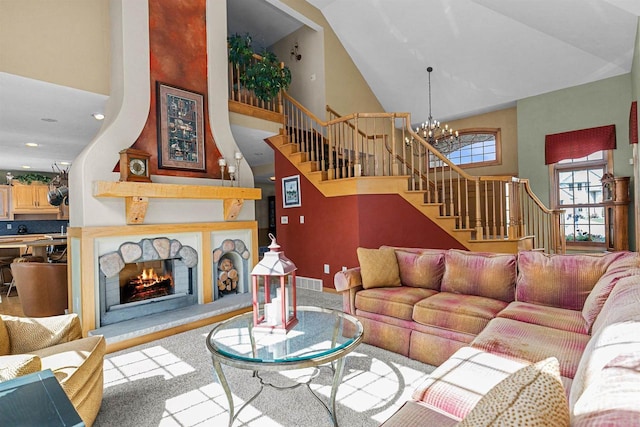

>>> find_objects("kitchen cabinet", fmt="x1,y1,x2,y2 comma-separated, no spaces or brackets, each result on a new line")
0,186,9,220
11,183,60,215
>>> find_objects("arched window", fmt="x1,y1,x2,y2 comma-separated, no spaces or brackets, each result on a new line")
429,128,501,168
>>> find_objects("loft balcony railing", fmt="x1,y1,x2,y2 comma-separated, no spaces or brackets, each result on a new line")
228,52,284,115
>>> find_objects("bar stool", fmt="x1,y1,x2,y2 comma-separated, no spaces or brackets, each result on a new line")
0,256,14,301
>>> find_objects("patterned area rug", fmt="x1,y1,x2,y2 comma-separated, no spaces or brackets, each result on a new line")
95,289,436,426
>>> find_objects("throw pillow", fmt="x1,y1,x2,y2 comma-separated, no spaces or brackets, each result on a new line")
395,249,445,290
357,247,401,289
456,357,569,427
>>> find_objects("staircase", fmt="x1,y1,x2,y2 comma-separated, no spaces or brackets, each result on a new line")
272,94,565,254
226,53,565,253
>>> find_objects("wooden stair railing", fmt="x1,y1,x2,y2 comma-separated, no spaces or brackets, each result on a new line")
224,85,563,253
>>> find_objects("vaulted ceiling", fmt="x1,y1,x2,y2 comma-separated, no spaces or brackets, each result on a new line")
1,0,638,175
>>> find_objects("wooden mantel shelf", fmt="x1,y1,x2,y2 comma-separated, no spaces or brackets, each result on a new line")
93,181,262,224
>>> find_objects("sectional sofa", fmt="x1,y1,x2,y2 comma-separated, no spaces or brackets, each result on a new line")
334,247,640,425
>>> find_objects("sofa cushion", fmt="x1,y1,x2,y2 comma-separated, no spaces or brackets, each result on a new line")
471,317,591,378
0,316,9,356
412,346,530,420
2,314,83,354
356,287,438,321
570,276,640,409
572,352,640,426
497,301,588,334
592,273,640,334
357,247,401,289
413,292,509,335
581,252,640,332
395,249,445,290
516,251,624,310
380,400,460,427
0,354,42,381
441,250,516,302
457,357,569,427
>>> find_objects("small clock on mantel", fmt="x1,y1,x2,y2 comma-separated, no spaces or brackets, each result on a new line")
119,148,152,183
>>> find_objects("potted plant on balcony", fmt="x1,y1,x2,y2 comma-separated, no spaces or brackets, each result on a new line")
228,33,292,102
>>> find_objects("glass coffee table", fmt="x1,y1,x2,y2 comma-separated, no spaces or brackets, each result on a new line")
206,306,363,427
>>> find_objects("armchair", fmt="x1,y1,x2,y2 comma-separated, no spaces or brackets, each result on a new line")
10,261,68,317
0,313,105,426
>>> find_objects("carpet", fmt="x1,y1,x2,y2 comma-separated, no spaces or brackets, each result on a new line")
94,289,436,426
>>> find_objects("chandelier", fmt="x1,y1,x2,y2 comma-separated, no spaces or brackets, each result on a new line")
414,67,459,152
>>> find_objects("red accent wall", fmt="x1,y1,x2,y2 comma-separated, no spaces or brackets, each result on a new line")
272,148,466,289
117,0,222,178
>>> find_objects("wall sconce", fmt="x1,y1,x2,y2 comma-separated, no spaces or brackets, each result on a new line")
290,42,301,61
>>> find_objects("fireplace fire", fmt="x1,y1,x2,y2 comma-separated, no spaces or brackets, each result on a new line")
121,268,173,304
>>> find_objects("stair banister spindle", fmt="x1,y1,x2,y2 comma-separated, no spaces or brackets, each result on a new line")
354,115,361,177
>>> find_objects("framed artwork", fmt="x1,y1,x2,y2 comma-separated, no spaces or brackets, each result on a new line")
282,175,301,208
156,82,206,171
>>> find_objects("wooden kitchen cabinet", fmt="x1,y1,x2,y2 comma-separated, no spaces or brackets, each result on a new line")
0,185,10,219
11,183,59,215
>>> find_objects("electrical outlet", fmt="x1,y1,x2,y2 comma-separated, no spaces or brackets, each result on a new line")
281,216,288,224
6,224,11,230
300,215,304,224
342,266,347,272
323,264,330,274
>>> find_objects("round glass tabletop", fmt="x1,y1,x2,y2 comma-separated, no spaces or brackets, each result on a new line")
207,306,363,365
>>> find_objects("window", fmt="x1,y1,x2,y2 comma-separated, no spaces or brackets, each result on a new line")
429,129,500,168
551,151,612,246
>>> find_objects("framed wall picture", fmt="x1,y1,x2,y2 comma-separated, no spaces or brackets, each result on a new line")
282,175,301,208
156,82,206,171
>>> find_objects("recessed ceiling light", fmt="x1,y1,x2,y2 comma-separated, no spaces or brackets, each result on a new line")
25,143,39,147
41,118,58,122
21,165,31,169
92,113,105,120
59,161,71,166
269,176,276,181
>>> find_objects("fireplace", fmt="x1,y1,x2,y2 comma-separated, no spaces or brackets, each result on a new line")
120,261,175,304
98,237,197,326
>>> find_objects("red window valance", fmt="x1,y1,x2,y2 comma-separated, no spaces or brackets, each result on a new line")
545,125,616,165
630,101,638,144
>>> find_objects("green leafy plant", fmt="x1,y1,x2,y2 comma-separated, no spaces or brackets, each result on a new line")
13,173,51,184
227,33,254,67
227,33,292,102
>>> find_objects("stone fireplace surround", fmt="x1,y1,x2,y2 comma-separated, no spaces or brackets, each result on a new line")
68,221,258,342
98,237,199,326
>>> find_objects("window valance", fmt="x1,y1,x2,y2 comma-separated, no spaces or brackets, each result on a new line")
544,124,616,165
630,101,638,144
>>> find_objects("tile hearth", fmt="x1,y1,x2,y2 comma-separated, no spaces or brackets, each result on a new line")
89,293,252,345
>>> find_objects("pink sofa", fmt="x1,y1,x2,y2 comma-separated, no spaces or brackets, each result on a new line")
334,248,640,426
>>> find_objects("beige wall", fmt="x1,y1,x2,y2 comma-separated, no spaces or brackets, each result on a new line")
0,0,110,95
280,0,384,115
272,26,327,119
447,107,518,176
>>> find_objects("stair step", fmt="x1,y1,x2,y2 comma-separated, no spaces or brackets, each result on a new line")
298,161,318,173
